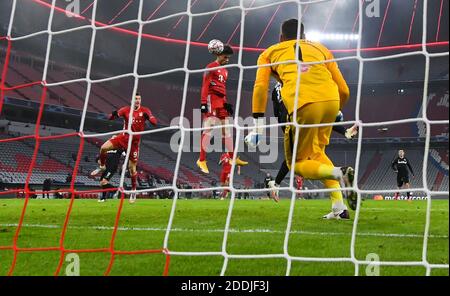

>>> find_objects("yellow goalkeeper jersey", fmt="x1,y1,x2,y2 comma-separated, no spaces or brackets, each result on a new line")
252,39,350,115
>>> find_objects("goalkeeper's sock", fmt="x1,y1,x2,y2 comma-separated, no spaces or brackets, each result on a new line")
199,133,211,161
295,160,342,180
332,200,347,213
275,161,290,185
323,179,347,212
131,173,137,191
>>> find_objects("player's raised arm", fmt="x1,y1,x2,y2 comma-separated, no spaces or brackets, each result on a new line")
252,52,272,118
325,50,350,108
109,107,127,120
143,108,158,126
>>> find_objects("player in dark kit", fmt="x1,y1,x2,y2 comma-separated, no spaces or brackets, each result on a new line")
263,173,276,201
268,82,359,204
197,41,248,174
391,149,415,200
91,93,158,203
96,146,125,203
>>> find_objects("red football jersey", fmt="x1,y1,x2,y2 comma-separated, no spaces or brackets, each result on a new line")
201,61,228,110
296,176,303,190
116,106,157,140
219,153,232,174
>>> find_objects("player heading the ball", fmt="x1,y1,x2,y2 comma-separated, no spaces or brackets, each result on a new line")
90,93,158,203
197,39,248,174
250,19,357,220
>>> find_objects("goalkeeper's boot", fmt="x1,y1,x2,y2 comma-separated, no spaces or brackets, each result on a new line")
196,159,209,174
90,165,106,177
233,157,248,166
345,124,359,139
341,167,358,211
323,209,350,220
267,180,280,203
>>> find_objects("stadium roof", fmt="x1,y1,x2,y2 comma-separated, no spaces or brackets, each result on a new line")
0,0,448,82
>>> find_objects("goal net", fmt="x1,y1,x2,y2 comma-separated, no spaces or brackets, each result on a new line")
0,0,448,276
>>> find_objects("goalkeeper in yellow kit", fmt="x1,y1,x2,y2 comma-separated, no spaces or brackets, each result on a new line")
250,19,357,220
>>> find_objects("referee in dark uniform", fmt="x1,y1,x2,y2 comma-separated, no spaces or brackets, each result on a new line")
96,148,124,202
391,149,415,200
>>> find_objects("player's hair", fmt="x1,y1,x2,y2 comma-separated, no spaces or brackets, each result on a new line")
220,44,234,56
281,19,305,40
135,92,141,97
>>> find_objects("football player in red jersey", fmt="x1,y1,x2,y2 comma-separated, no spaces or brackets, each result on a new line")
197,42,248,174
295,175,304,199
218,153,232,200
91,93,158,203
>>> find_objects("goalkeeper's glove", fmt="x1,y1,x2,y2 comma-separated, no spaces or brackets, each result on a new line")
200,104,208,114
223,103,234,116
245,117,264,148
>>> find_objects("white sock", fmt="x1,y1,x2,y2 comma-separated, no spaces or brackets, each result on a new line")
332,167,343,180
332,200,347,213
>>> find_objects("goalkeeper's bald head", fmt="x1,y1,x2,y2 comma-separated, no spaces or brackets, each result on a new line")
280,19,305,41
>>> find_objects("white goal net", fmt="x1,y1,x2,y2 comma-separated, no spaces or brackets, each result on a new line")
0,0,448,276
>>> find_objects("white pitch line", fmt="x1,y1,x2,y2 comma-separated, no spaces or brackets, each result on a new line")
0,223,448,239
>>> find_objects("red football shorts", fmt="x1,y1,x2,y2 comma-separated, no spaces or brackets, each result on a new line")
110,134,140,162
205,94,229,120
209,107,229,120
220,170,230,184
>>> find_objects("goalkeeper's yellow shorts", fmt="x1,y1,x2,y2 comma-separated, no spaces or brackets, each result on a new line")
284,100,340,169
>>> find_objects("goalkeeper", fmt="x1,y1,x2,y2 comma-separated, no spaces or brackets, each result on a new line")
268,82,359,201
250,19,357,220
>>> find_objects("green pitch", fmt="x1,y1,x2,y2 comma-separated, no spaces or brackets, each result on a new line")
0,198,448,276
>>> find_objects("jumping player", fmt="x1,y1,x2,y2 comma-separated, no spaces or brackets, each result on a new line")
91,93,158,203
250,19,357,220
197,40,248,174
268,82,359,200
391,149,415,200
218,152,232,200
95,146,125,203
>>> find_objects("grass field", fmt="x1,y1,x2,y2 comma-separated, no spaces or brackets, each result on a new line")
0,198,448,276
